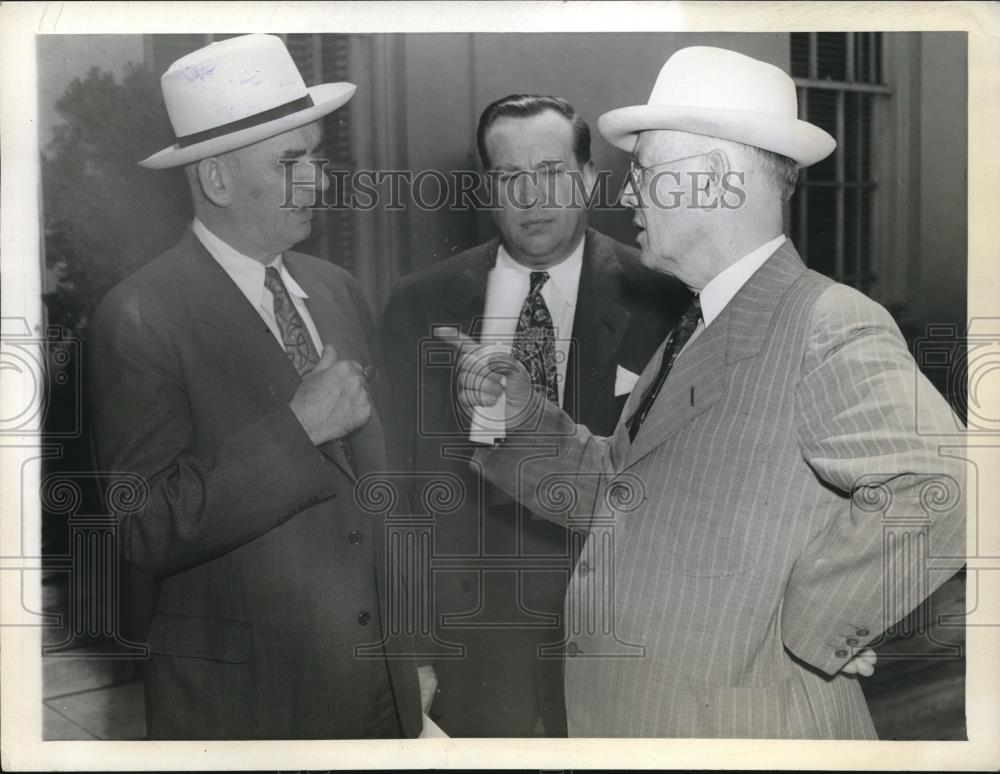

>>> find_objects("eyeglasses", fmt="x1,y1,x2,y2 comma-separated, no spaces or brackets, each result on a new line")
628,151,711,187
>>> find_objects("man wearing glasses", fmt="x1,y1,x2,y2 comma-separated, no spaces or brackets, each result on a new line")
442,47,965,738
383,94,685,736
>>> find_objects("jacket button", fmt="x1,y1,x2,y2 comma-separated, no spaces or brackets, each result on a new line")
348,530,363,546
567,641,581,656
835,648,848,658
358,610,371,626
846,637,859,646
578,561,590,576
856,628,869,637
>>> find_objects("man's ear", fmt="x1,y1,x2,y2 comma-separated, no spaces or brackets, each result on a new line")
701,149,732,210
195,157,233,207
706,149,732,188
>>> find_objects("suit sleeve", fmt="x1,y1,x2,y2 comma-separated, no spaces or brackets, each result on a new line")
473,397,615,528
781,285,966,674
88,289,339,577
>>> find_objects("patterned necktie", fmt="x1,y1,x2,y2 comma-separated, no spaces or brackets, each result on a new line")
265,265,320,376
511,271,559,404
626,296,702,441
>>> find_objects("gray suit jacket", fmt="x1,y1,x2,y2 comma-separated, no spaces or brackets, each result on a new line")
474,241,966,738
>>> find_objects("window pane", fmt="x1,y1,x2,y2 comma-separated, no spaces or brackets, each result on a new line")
286,34,317,84
806,90,838,180
874,32,883,84
844,186,859,282
856,33,871,84
790,33,811,78
319,35,355,273
816,32,847,81
806,186,837,277
860,94,872,179
859,187,873,287
843,92,858,182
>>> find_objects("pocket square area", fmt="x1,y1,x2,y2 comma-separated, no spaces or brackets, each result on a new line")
615,365,640,396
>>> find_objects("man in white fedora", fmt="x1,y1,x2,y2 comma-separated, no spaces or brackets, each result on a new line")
442,46,966,738
89,34,427,739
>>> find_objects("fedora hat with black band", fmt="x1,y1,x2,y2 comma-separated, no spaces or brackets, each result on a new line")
598,46,835,168
140,34,356,170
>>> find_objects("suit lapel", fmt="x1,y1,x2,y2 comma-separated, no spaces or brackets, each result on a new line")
176,229,304,410
619,240,809,472
446,240,496,338
285,253,375,481
175,231,356,482
610,337,665,470
567,230,632,424
621,317,727,470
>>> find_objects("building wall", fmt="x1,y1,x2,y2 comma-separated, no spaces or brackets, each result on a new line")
385,31,967,356
395,32,790,280
34,31,968,341
916,32,967,334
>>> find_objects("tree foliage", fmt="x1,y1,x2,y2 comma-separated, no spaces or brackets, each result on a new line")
42,63,192,340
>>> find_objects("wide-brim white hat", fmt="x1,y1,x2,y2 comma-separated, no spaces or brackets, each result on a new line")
140,34,356,169
598,46,835,168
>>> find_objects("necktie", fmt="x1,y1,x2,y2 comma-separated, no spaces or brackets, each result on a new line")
625,296,702,441
511,271,559,404
265,265,319,376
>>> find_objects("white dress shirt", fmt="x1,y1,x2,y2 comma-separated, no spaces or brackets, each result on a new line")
683,234,787,352
192,218,323,353
493,236,585,406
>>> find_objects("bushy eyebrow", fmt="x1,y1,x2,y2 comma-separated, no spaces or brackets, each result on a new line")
278,142,324,161
491,158,565,172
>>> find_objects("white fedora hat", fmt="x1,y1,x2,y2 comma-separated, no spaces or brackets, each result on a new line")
598,46,835,168
140,34,356,169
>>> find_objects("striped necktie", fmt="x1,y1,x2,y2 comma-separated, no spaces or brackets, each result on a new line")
625,296,702,441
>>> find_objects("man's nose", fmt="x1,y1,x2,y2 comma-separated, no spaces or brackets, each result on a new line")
310,159,331,193
620,185,639,209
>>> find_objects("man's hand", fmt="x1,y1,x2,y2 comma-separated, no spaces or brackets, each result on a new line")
433,327,535,426
839,647,877,677
417,664,438,714
289,344,371,445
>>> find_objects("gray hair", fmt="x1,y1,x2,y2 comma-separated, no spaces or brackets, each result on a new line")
742,144,799,201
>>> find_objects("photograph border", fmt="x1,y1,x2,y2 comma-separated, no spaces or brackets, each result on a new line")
2,1,998,770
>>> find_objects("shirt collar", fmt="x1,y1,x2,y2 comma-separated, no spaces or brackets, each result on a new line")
192,218,308,302
699,234,786,327
495,233,585,307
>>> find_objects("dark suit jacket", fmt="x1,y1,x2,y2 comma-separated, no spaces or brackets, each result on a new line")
88,227,422,739
381,226,686,637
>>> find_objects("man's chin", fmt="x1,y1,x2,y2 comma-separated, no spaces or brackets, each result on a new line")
291,219,313,244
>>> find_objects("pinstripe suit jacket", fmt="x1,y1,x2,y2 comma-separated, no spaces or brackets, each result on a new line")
474,241,966,738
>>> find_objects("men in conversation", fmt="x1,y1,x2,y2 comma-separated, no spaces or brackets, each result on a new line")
382,94,686,736
445,47,965,738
